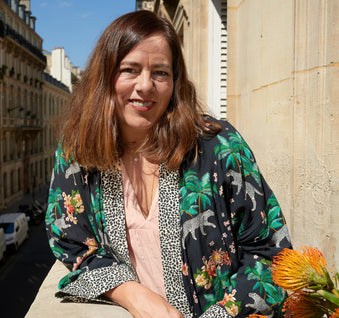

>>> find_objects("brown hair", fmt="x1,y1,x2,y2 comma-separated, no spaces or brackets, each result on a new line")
59,10,221,170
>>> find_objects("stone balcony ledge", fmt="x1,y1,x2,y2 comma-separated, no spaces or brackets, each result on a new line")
25,260,133,318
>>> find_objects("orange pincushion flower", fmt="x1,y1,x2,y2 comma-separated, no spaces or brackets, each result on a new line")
283,291,329,318
271,246,329,291
330,308,339,318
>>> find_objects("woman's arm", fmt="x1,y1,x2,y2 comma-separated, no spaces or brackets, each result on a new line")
205,123,292,316
105,281,184,318
180,120,292,317
46,144,137,300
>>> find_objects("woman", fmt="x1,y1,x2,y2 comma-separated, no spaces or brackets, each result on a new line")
46,10,292,318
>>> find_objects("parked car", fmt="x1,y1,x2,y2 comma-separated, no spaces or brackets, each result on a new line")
0,213,29,252
32,200,46,219
0,228,6,262
18,203,43,225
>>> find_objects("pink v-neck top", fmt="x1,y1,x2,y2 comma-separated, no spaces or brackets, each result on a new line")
121,166,167,299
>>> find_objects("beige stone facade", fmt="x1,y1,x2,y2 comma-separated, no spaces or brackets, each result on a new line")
227,0,339,271
0,0,71,210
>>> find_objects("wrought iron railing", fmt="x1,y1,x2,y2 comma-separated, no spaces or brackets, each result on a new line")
0,20,46,63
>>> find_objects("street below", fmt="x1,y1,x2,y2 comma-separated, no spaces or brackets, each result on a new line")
0,220,55,318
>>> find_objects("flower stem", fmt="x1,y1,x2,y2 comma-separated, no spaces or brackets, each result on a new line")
317,289,339,306
332,288,339,298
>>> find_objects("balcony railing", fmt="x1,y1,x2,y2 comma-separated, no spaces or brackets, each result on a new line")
0,20,46,64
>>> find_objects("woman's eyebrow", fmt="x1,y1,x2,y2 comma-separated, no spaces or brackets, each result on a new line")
120,61,140,67
120,61,171,70
152,63,172,70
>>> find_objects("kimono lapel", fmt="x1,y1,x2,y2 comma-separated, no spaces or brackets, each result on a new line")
101,169,132,267
158,164,191,316
102,165,191,315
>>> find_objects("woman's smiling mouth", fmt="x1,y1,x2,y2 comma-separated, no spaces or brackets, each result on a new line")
130,100,154,109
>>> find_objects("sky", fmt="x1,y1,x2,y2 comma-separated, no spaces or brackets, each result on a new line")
31,0,137,70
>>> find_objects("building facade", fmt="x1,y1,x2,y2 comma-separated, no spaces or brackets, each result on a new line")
226,0,339,271
136,0,155,11
0,0,71,210
0,0,45,209
42,72,70,187
149,0,228,119
44,47,80,93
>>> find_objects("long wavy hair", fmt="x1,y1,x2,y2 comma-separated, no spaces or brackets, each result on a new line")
59,10,221,170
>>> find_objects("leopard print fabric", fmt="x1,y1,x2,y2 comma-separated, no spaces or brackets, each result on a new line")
57,265,137,299
158,164,192,317
200,305,231,317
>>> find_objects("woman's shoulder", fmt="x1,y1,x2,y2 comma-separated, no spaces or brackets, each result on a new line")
200,116,240,146
53,142,99,181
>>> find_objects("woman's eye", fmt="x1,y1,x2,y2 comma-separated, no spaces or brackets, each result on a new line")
154,71,169,76
152,71,171,81
120,68,137,74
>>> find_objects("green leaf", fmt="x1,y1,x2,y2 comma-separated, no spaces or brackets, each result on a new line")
317,289,339,306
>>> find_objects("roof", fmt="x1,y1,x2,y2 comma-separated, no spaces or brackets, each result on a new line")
0,213,26,223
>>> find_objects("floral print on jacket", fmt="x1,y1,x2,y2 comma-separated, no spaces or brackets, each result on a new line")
46,119,292,317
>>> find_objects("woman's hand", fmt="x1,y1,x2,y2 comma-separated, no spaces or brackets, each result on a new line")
104,281,184,318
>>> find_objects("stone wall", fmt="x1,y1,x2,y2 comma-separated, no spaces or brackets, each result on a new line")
227,0,339,270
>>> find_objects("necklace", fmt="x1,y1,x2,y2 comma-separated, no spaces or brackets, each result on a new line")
125,142,141,163
132,152,139,163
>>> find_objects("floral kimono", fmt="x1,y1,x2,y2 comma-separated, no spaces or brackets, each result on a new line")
46,119,292,317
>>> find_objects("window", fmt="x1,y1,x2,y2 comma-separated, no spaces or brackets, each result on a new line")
44,158,48,183
3,173,7,198
2,84,7,116
8,85,14,113
9,132,15,160
18,168,22,191
10,170,14,195
3,137,7,162
40,160,43,178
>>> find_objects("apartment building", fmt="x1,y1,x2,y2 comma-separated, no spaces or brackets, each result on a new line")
0,0,71,210
44,47,81,93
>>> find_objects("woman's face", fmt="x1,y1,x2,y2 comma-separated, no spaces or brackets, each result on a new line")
114,33,174,143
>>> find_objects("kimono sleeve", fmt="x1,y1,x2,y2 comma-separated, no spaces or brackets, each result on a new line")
45,145,137,301
206,125,292,317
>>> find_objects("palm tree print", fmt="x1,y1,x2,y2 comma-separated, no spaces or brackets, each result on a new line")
46,187,63,236
228,132,252,159
214,135,241,172
179,193,199,216
245,260,285,305
214,133,261,187
88,187,106,242
54,142,69,174
259,193,284,239
180,171,217,215
245,261,273,295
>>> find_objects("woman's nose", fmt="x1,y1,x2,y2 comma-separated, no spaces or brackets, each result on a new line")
135,71,154,92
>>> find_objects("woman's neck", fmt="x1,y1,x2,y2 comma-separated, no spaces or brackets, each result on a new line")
121,152,159,218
